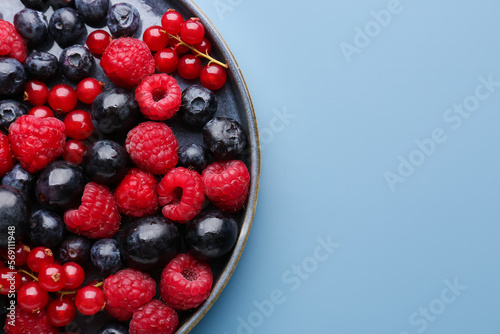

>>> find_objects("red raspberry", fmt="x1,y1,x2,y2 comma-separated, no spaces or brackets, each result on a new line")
0,20,28,63
4,306,58,334
202,160,251,212
125,121,179,175
157,167,204,222
0,132,14,177
160,253,213,311
103,268,156,321
115,168,158,217
100,37,155,88
135,73,181,121
8,115,66,173
64,182,121,239
129,300,179,334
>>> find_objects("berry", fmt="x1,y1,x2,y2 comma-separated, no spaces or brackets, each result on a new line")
202,160,250,212
24,80,49,106
0,132,14,178
46,299,76,327
203,116,247,160
14,242,30,266
0,186,29,247
157,167,205,222
0,268,21,295
1,163,34,193
186,209,238,259
28,209,66,249
178,143,209,173
83,140,129,185
25,51,58,80
194,37,212,54
200,63,227,90
143,25,169,51
107,3,140,37
27,246,54,272
20,0,51,11
0,20,28,63
13,8,48,46
0,58,27,96
86,29,111,54
62,139,87,165
64,182,121,239
0,100,29,131
115,168,158,217
56,235,91,265
48,8,86,48
160,253,213,310
180,84,217,127
48,84,77,113
180,18,205,45
103,268,156,321
64,109,94,139
75,0,110,25
4,306,58,334
125,122,179,175
121,215,181,271
38,263,67,291
168,38,190,54
76,77,103,104
50,0,75,8
129,299,179,334
100,37,155,88
62,262,85,289
35,160,86,211
177,54,202,80
154,47,179,73
135,73,182,121
90,238,123,277
59,45,94,82
17,281,49,312
161,10,183,35
96,322,129,334
29,105,54,118
75,285,105,315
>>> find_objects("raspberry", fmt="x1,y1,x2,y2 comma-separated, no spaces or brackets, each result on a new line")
8,115,66,173
129,300,179,334
0,132,14,177
160,253,213,311
0,20,28,64
103,268,156,321
125,121,179,175
115,168,159,217
135,73,181,121
100,37,155,88
64,182,121,239
4,306,58,334
202,160,251,212
157,167,205,222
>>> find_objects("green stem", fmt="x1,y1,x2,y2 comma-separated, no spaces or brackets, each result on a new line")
19,269,38,281
165,33,228,69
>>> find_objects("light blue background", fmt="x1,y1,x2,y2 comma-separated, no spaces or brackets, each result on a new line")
191,1,500,333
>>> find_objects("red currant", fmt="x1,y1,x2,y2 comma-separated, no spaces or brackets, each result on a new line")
178,54,202,80
19,271,34,286
75,286,105,315
194,37,212,55
143,25,169,51
169,38,190,54
24,80,49,106
180,18,205,45
200,63,227,90
48,84,77,114
76,78,103,104
29,105,54,118
62,262,85,290
64,110,94,140
0,268,21,295
63,139,87,165
17,281,49,312
161,9,184,35
47,299,76,327
38,263,67,292
14,242,30,266
27,246,54,273
86,29,111,55
154,47,179,73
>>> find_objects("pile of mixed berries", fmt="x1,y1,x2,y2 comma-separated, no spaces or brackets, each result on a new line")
0,0,251,333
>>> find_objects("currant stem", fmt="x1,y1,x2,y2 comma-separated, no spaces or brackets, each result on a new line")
19,269,38,281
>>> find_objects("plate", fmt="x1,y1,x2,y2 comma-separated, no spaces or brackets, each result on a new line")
3,0,260,332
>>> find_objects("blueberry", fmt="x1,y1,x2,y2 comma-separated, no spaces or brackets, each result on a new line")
178,144,209,173
90,238,123,277
180,84,217,127
0,186,29,248
28,209,66,249
186,209,238,259
203,116,248,160
121,215,181,271
0,58,27,97
20,0,50,11
56,235,91,265
35,160,86,211
83,140,129,185
97,322,129,334
49,7,86,48
0,100,29,132
14,9,49,46
107,2,140,37
75,0,110,25
24,51,58,81
59,44,94,82
91,88,140,137
50,0,75,9
1,163,34,194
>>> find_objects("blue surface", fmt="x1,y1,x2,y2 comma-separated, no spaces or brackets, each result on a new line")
191,1,500,333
